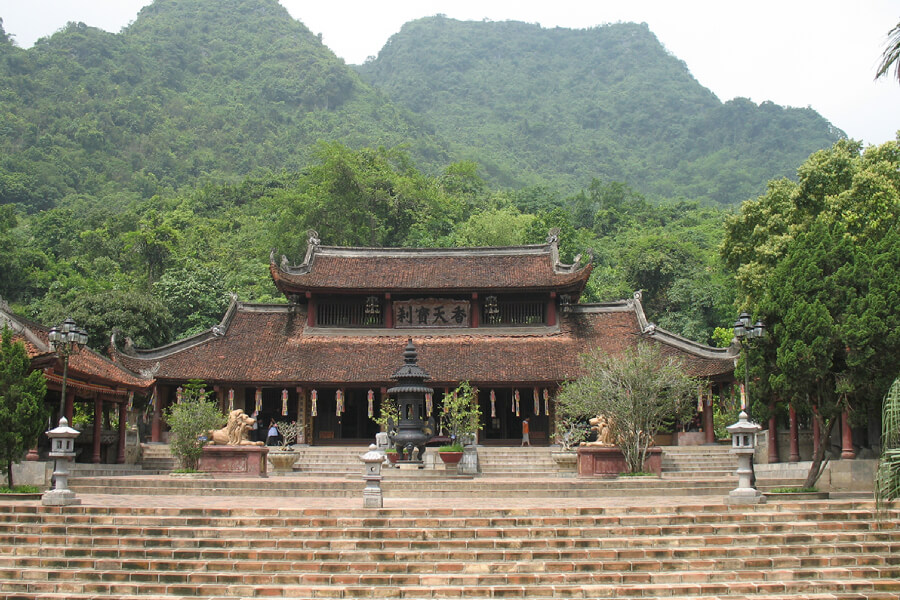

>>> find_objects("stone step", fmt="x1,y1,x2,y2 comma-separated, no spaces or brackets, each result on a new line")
2,577,899,599
2,501,898,598
65,474,741,498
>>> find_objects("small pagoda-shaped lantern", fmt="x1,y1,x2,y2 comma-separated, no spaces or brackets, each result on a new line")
387,339,434,465
42,417,81,506
725,411,765,505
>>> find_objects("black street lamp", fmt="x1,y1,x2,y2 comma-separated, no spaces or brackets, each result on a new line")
48,317,88,421
733,312,766,414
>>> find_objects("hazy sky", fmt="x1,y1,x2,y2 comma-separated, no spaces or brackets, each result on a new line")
1,0,898,146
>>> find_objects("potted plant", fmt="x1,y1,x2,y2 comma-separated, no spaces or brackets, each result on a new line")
268,420,300,475
439,382,482,465
385,448,399,464
164,380,226,474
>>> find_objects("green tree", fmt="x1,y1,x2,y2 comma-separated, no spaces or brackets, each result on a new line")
440,381,483,449
876,21,900,84
163,380,226,471
876,377,900,508
556,343,697,473
723,137,900,487
0,325,48,488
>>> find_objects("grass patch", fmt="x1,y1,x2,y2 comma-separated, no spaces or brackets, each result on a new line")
171,468,201,474
0,485,41,493
619,472,655,477
768,486,819,493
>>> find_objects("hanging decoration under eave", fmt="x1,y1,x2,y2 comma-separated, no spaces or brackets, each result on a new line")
425,392,433,417
126,391,134,411
281,389,288,416
228,388,235,412
367,389,374,418
533,387,540,416
311,389,317,417
739,383,747,411
255,388,262,413
336,389,345,415
490,389,496,418
543,388,549,416
514,389,520,417
176,387,183,404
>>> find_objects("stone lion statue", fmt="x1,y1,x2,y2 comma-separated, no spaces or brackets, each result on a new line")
208,409,265,446
582,415,616,447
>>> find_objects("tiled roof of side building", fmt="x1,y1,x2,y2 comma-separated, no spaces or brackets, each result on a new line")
269,238,593,296
111,298,736,385
1,305,150,389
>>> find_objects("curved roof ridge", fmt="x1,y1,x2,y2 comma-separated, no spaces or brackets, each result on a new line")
114,295,243,360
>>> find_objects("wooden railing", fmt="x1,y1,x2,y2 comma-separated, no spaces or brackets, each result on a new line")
482,300,545,326
317,301,383,327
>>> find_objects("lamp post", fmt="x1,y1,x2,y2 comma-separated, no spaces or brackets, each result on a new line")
48,318,88,421
733,312,766,414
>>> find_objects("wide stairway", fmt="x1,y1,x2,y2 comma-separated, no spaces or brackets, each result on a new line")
1,500,898,599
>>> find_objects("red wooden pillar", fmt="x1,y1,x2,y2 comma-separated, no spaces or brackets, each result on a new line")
767,401,779,463
384,293,393,329
547,292,557,327
840,409,856,459
789,404,801,462
151,384,162,442
470,293,479,328
306,292,315,327
92,396,103,463
65,389,75,423
117,400,127,464
703,396,715,444
812,404,821,458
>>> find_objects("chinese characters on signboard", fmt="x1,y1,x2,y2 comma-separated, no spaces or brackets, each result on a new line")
394,299,470,328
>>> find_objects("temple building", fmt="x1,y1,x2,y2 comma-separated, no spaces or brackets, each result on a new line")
0,301,151,463
111,232,737,446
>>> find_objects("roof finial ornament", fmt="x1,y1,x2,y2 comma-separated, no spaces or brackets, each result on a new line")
281,254,290,270
307,229,321,247
547,227,560,245
634,290,643,302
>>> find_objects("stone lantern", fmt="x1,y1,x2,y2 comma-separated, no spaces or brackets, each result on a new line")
387,339,434,465
359,443,384,508
725,411,765,505
42,417,81,506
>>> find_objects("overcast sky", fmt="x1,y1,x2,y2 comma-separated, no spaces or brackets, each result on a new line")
1,0,898,146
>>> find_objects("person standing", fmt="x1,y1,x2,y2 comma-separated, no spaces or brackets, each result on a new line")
521,418,530,446
266,419,280,446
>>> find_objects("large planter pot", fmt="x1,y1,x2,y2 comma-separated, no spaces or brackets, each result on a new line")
268,451,299,475
386,452,400,464
550,450,578,472
439,451,463,465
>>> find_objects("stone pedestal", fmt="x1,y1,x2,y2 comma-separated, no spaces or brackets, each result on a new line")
577,446,662,476
199,445,269,477
725,452,766,505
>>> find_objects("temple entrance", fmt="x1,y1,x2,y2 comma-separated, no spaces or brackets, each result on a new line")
478,388,550,445
313,388,380,444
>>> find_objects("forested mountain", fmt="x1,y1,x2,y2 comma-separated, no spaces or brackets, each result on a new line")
0,0,853,350
0,0,447,211
358,17,843,204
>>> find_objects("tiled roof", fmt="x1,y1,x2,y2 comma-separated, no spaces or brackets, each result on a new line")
1,308,150,390
270,243,593,295
112,301,735,385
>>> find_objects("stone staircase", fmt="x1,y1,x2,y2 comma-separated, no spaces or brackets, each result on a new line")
661,445,739,479
1,500,898,599
139,443,178,472
476,446,559,475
